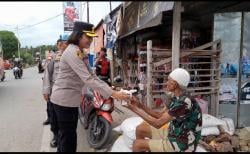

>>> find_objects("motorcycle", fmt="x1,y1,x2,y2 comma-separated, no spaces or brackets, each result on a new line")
78,87,114,149
13,66,22,79
0,70,5,82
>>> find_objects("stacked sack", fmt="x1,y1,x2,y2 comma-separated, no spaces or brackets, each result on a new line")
111,116,207,152
200,114,240,152
201,114,235,136
111,116,144,152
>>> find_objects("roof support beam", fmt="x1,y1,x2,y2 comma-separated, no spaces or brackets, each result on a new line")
172,2,183,69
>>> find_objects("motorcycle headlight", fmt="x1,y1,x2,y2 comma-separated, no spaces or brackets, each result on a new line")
101,103,112,111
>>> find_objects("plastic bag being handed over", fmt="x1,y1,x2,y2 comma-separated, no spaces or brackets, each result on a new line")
120,89,137,106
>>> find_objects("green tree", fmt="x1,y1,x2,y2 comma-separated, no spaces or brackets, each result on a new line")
0,31,20,60
20,51,34,66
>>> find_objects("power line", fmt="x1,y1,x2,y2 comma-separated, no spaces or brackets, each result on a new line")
0,24,17,31
0,13,63,32
18,13,63,30
0,23,27,30
0,26,16,31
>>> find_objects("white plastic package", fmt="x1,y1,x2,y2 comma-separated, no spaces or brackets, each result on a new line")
219,118,235,135
202,114,224,128
120,117,144,148
110,135,132,152
201,126,220,136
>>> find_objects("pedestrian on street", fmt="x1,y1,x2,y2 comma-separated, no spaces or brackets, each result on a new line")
42,34,69,147
50,21,130,152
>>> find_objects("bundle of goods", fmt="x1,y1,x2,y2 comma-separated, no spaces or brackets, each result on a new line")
199,114,241,152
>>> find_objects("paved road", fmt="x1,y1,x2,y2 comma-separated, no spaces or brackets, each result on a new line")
0,67,46,152
0,66,136,152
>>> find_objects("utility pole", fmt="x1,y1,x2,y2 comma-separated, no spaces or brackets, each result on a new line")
0,40,3,59
87,1,89,22
80,2,83,21
109,1,112,11
16,25,20,60
40,47,41,60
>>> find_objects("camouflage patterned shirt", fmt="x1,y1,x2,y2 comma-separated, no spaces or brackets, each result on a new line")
167,94,202,152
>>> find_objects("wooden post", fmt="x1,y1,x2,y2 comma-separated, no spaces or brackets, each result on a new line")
171,2,182,69
147,40,152,108
211,42,218,116
109,48,114,85
217,41,221,117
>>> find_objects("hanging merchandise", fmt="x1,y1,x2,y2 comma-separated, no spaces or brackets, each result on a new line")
195,96,208,114
181,29,201,49
105,14,118,49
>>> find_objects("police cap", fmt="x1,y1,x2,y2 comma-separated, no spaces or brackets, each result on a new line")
73,21,97,37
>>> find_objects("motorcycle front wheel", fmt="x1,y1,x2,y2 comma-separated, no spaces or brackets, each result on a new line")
1,73,5,81
14,73,18,79
87,114,112,149
18,71,22,79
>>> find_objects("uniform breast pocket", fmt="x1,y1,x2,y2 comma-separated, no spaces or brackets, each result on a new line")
54,62,60,70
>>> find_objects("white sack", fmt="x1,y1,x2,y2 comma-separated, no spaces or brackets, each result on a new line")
219,118,235,135
202,114,224,128
110,135,132,152
201,126,220,136
120,116,144,148
195,145,208,152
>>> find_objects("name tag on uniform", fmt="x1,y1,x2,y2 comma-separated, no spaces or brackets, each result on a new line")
55,54,62,61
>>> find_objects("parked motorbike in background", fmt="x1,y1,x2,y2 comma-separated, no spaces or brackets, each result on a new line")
0,70,5,82
1,71,5,81
13,66,22,79
78,87,114,149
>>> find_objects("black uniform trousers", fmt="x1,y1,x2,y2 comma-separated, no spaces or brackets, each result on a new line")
46,101,51,121
48,100,58,138
51,102,78,152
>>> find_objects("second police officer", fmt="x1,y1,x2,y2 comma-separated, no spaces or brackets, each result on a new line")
42,33,69,147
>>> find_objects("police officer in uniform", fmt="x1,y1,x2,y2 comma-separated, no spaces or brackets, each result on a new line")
42,34,69,147
50,21,130,152
42,43,59,126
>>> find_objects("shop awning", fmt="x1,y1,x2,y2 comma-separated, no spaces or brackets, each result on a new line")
118,2,174,39
119,11,165,39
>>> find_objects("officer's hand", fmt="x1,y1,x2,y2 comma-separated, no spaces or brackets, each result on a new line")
43,94,49,102
111,91,130,101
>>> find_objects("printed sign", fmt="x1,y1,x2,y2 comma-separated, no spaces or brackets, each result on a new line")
63,2,81,31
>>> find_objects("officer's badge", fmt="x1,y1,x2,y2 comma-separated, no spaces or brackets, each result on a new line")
55,53,62,61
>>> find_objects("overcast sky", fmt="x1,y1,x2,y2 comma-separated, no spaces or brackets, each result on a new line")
0,2,121,48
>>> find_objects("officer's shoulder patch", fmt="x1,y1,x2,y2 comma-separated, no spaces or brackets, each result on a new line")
76,50,84,60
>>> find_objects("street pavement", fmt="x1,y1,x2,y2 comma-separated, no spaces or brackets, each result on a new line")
0,66,136,152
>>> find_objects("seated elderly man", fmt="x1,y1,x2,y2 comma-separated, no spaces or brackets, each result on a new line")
126,68,202,152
